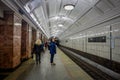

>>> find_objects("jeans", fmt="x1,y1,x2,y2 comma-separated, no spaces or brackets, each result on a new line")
35,53,41,64
50,54,55,63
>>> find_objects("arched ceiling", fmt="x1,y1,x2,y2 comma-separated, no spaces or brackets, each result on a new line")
2,0,120,38
22,0,99,38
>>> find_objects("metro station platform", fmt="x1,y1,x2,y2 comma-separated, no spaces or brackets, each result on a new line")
4,48,93,80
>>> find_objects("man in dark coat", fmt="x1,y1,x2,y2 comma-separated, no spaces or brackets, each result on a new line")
49,38,56,65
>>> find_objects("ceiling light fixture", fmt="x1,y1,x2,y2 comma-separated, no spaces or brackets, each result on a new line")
64,4,75,10
58,24,63,27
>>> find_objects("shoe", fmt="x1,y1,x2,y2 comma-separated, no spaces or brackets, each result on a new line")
51,63,56,65
36,62,38,65
39,61,41,63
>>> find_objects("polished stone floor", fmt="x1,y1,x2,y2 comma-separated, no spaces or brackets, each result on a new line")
4,48,93,80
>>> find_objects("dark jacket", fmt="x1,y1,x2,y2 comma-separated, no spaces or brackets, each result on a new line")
49,42,56,54
32,44,42,54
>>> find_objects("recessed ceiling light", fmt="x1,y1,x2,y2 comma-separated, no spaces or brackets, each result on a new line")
64,4,75,10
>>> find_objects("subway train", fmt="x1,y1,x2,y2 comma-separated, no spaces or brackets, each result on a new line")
0,0,120,80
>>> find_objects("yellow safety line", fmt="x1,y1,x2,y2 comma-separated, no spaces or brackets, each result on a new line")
57,48,93,80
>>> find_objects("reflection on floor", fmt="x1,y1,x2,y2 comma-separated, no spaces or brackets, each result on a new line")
4,49,93,80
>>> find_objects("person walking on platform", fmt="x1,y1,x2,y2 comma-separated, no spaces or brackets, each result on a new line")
49,38,56,65
32,39,42,64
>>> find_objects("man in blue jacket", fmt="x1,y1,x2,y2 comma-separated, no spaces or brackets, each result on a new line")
49,38,56,65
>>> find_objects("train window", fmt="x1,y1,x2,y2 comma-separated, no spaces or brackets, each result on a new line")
88,36,106,42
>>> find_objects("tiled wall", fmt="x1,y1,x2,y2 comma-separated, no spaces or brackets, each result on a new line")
85,26,111,59
61,21,120,63
111,22,120,62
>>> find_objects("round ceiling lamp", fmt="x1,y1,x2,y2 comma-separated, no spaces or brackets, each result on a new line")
58,24,63,27
64,4,75,10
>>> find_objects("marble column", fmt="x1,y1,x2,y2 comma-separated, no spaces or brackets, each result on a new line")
0,11,21,69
